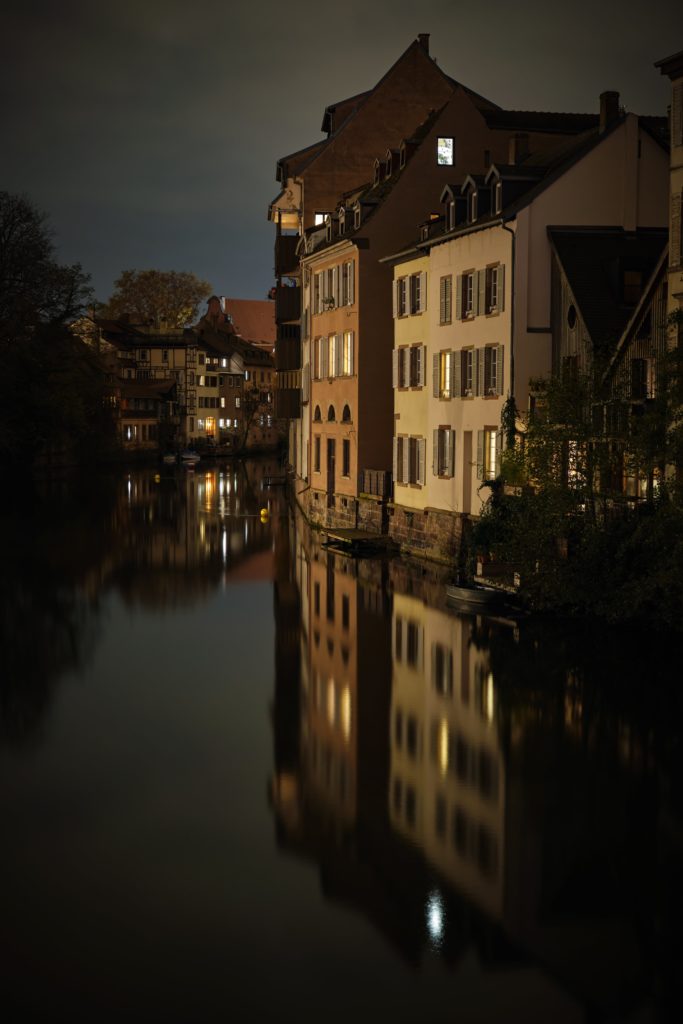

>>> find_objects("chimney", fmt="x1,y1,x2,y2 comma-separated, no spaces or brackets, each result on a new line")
600,91,620,132
418,33,430,54
508,132,529,165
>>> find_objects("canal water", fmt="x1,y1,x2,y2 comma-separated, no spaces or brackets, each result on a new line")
1,461,681,1022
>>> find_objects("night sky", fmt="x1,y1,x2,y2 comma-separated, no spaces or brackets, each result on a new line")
1,0,678,304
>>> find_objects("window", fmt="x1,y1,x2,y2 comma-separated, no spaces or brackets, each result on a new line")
494,180,502,214
342,331,354,375
439,275,452,324
483,345,503,396
162,349,169,362
396,277,407,317
314,435,321,473
393,345,424,388
316,336,328,379
437,137,454,165
630,358,655,399
394,435,426,486
434,427,455,477
461,349,474,396
433,350,453,399
342,439,351,477
341,260,355,305
328,333,338,376
432,643,453,694
342,404,351,423
327,405,335,422
313,404,322,422
477,428,501,480
468,190,478,222
314,212,329,226
410,272,426,314
235,396,241,408
394,614,423,668
485,265,502,313
354,205,361,230
220,396,225,408
461,272,475,317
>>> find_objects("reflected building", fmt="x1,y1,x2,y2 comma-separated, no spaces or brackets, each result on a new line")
389,594,505,921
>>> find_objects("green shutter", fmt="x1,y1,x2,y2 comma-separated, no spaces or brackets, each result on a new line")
477,348,484,396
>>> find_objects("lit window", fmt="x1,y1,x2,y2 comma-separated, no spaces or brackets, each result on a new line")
435,427,455,478
437,137,454,165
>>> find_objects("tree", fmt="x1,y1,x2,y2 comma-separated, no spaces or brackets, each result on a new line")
0,191,92,342
102,269,212,328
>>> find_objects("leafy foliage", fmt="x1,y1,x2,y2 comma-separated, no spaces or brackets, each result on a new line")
103,269,212,328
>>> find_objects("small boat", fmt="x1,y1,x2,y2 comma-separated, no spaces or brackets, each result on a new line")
181,450,200,464
446,582,505,607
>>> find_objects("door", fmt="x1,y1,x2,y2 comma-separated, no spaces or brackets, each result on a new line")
327,439,336,508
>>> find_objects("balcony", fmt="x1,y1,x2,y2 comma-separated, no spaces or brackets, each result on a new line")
274,387,301,420
276,328,301,371
361,469,392,498
275,285,301,324
275,235,299,278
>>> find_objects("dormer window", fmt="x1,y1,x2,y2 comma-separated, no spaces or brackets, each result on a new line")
494,180,503,214
399,143,407,169
354,205,361,230
448,201,455,231
420,224,429,242
437,137,454,166
385,150,393,178
314,212,329,226
325,216,332,242
373,159,381,186
339,208,345,235
468,190,478,222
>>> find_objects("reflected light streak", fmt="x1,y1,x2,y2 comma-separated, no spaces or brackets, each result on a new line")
327,679,336,726
438,718,449,777
426,890,445,948
341,686,351,741
486,671,495,723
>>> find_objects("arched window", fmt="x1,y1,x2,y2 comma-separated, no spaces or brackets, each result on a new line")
327,405,336,422
314,405,322,422
342,404,351,423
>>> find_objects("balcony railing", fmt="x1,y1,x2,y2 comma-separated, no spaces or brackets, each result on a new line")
274,387,301,420
361,469,392,498
275,235,299,278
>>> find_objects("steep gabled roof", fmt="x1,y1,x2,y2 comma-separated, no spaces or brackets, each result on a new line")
219,298,275,348
548,227,668,356
481,109,599,134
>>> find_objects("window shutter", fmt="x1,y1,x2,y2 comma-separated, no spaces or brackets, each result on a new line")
419,272,427,312
455,275,462,320
418,438,426,485
331,266,338,307
392,350,399,389
476,430,484,479
419,345,426,386
449,350,457,399
393,436,398,484
402,437,409,484
497,344,505,396
440,277,446,323
477,348,484,397
433,353,440,398
349,261,355,305
321,339,328,379
392,280,398,318
498,264,505,312
302,364,310,403
448,429,455,477
433,429,439,475
495,430,502,477
477,270,486,315
453,350,462,398
336,336,343,377
349,332,354,376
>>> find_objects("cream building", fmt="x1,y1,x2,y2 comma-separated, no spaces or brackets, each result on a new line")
655,49,683,326
388,98,669,558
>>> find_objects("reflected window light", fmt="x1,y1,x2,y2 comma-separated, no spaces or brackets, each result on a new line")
221,529,227,562
426,889,445,947
486,671,495,723
438,719,449,777
341,686,351,741
327,679,336,726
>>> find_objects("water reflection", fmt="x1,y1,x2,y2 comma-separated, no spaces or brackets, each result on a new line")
272,506,683,1019
0,459,283,745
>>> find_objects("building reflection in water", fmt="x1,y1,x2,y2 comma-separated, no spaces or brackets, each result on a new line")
0,459,283,746
271,507,683,1019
